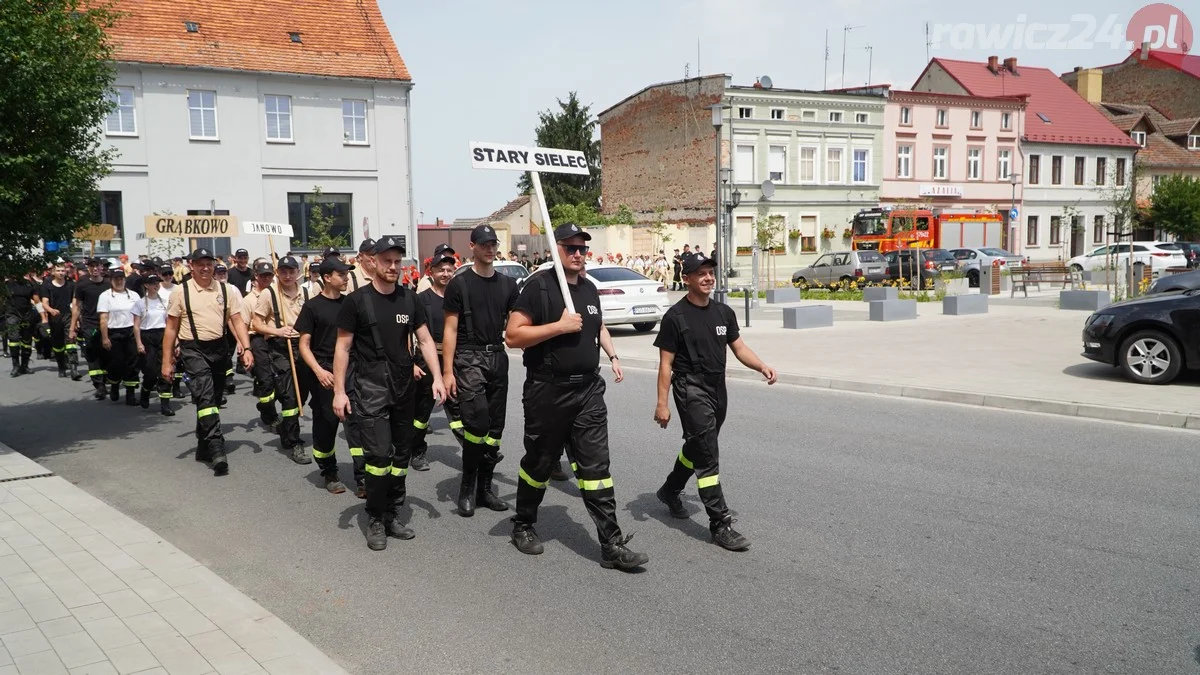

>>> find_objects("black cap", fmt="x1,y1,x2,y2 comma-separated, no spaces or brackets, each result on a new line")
470,224,498,244
235,248,249,257
107,268,126,278
253,262,274,276
276,256,301,270
358,239,376,253
681,252,717,275
158,265,173,276
308,261,320,271
553,222,591,242
430,243,457,266
214,264,227,273
373,236,406,255
144,274,162,284
319,257,355,275
322,246,342,258
190,248,215,262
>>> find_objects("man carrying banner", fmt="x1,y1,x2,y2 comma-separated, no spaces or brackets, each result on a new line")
251,256,311,465
410,244,462,472
442,224,519,517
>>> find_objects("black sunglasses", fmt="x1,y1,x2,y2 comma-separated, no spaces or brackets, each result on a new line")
562,244,589,256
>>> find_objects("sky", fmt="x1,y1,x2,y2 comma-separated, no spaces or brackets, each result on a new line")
380,0,1194,223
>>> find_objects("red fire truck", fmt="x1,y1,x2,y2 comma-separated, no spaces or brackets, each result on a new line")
850,208,1004,253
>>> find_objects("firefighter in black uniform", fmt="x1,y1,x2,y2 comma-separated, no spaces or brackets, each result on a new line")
70,258,111,397
251,255,311,465
296,256,364,493
442,224,519,517
158,264,185,401
40,263,75,378
333,236,445,550
504,223,649,569
162,248,254,477
410,244,462,472
5,272,41,377
244,263,280,430
653,251,777,551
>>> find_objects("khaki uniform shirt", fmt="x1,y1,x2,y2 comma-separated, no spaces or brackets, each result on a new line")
166,279,238,342
348,268,373,293
243,286,268,332
254,284,305,330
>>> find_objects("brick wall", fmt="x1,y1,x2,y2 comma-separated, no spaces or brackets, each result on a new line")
599,75,725,225
1095,61,1200,119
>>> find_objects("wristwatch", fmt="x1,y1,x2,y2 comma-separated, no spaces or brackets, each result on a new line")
608,354,619,362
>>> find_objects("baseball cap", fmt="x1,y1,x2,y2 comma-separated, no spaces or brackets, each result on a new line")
158,265,173,276
235,248,249,257
681,252,717,275
253,262,274,276
322,246,342,258
107,268,126,278
372,236,406,255
276,256,301,270
553,222,591,242
214,264,228,273
318,257,355,275
189,248,215,262
144,274,162,284
358,239,376,253
470,224,498,244
430,243,456,266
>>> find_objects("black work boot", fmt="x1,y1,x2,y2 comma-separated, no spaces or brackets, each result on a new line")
125,387,138,406
9,360,18,378
387,505,415,540
290,445,312,465
600,534,650,570
710,517,751,551
172,379,182,399
93,383,107,400
224,379,235,395
69,357,81,381
210,444,229,476
550,461,570,482
109,383,120,402
355,479,366,500
160,396,174,417
457,470,477,517
366,517,387,551
475,463,509,512
656,486,688,519
195,444,212,463
511,523,544,555
323,474,346,494
139,389,151,409
410,451,429,472
18,353,31,374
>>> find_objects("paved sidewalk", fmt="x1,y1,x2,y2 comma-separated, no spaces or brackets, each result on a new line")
612,298,1200,430
0,444,348,675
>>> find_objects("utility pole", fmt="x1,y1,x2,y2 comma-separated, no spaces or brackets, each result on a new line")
864,44,873,84
842,24,864,88
823,30,829,89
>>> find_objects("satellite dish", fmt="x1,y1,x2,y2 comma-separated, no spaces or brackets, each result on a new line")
761,180,776,199
760,75,773,89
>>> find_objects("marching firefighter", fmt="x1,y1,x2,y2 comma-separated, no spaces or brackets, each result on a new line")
245,263,281,431
97,268,141,404
69,258,111,397
504,223,648,569
442,224,520,517
157,263,185,401
251,255,311,465
652,251,777,552
332,236,445,550
132,274,173,415
296,256,366,493
214,263,237,399
5,272,41,377
348,239,375,292
162,248,254,477
410,244,462,472
40,263,76,378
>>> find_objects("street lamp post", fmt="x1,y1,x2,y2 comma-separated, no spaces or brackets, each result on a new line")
711,103,729,303
1008,172,1021,253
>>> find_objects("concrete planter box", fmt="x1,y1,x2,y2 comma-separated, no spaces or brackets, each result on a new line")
943,294,988,315
765,287,802,304
868,299,917,321
863,286,898,302
1060,289,1110,311
782,305,834,329
940,277,970,296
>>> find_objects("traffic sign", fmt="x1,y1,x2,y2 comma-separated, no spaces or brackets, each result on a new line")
1009,208,1019,220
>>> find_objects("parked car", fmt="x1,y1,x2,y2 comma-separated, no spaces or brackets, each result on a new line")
1148,268,1200,294
948,247,1027,287
1067,242,1187,278
534,262,669,331
790,250,886,288
1081,289,1200,384
882,248,958,288
1172,241,1200,268
454,260,532,288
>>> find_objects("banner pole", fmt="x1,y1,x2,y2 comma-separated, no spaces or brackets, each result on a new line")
529,171,575,314
266,237,304,418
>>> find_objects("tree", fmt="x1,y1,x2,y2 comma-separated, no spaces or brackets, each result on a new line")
0,0,119,278
517,92,601,211
146,210,186,261
1150,175,1200,239
294,186,350,251
547,202,636,232
646,206,670,252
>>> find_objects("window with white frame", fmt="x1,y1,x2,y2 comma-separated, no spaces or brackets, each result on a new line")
899,106,911,125
967,147,982,180
1095,157,1107,185
1001,112,1012,130
106,86,136,135
342,99,368,144
801,110,816,121
828,111,843,123
735,144,755,183
187,90,218,140
798,146,817,182
770,108,785,120
897,145,912,178
826,147,844,183
1130,130,1146,146
1189,134,1200,149
997,148,1011,179
1093,215,1104,243
264,94,292,141
932,147,947,179
935,108,948,127
738,107,753,119
970,110,982,128
768,145,786,183
852,148,869,183
855,112,868,124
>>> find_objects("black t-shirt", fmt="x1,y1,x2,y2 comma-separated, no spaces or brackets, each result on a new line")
41,279,75,315
442,269,519,346
226,267,253,297
126,272,146,297
294,294,344,369
416,288,446,344
335,285,426,367
513,271,603,376
5,280,38,317
654,297,740,374
74,278,110,326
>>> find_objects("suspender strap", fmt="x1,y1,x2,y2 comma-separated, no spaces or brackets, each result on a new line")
350,274,359,291
267,287,282,329
360,287,386,360
183,281,199,342
675,312,704,372
220,282,228,340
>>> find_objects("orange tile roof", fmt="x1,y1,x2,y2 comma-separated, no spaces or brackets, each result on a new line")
99,0,409,82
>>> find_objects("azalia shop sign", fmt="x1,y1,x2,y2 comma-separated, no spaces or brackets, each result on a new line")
919,184,963,198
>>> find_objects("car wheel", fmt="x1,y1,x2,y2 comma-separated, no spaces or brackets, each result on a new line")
1070,264,1083,273
632,322,656,333
967,270,980,287
793,277,808,289
1118,330,1182,384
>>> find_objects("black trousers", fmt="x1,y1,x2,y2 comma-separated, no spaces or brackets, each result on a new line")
139,328,170,397
514,374,622,545
307,367,366,485
662,372,730,525
412,353,462,456
351,361,415,519
79,323,107,388
47,315,69,370
105,327,139,390
5,313,33,369
249,335,278,423
452,349,509,472
267,338,309,450
179,339,230,455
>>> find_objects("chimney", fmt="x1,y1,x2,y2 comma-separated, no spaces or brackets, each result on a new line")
1003,57,1018,74
1140,41,1151,60
987,55,999,73
1076,68,1103,103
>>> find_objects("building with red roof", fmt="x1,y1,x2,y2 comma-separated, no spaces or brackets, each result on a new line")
914,57,1138,261
1062,46,1200,120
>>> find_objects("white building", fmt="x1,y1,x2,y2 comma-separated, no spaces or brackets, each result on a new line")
95,0,413,259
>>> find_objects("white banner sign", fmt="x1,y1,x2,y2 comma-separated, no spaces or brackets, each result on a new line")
243,221,294,237
469,141,590,175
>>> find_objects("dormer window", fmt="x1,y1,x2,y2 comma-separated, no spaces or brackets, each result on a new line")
1036,112,1051,124
289,32,302,43
184,21,199,33
1189,134,1199,150
1131,130,1146,147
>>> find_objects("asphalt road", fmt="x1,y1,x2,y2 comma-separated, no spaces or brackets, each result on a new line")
1,347,1197,675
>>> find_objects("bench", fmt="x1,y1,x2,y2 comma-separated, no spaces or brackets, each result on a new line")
1009,263,1080,297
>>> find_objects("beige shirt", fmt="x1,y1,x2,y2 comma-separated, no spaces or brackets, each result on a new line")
243,286,267,331
348,268,372,293
166,279,239,341
253,284,306,330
